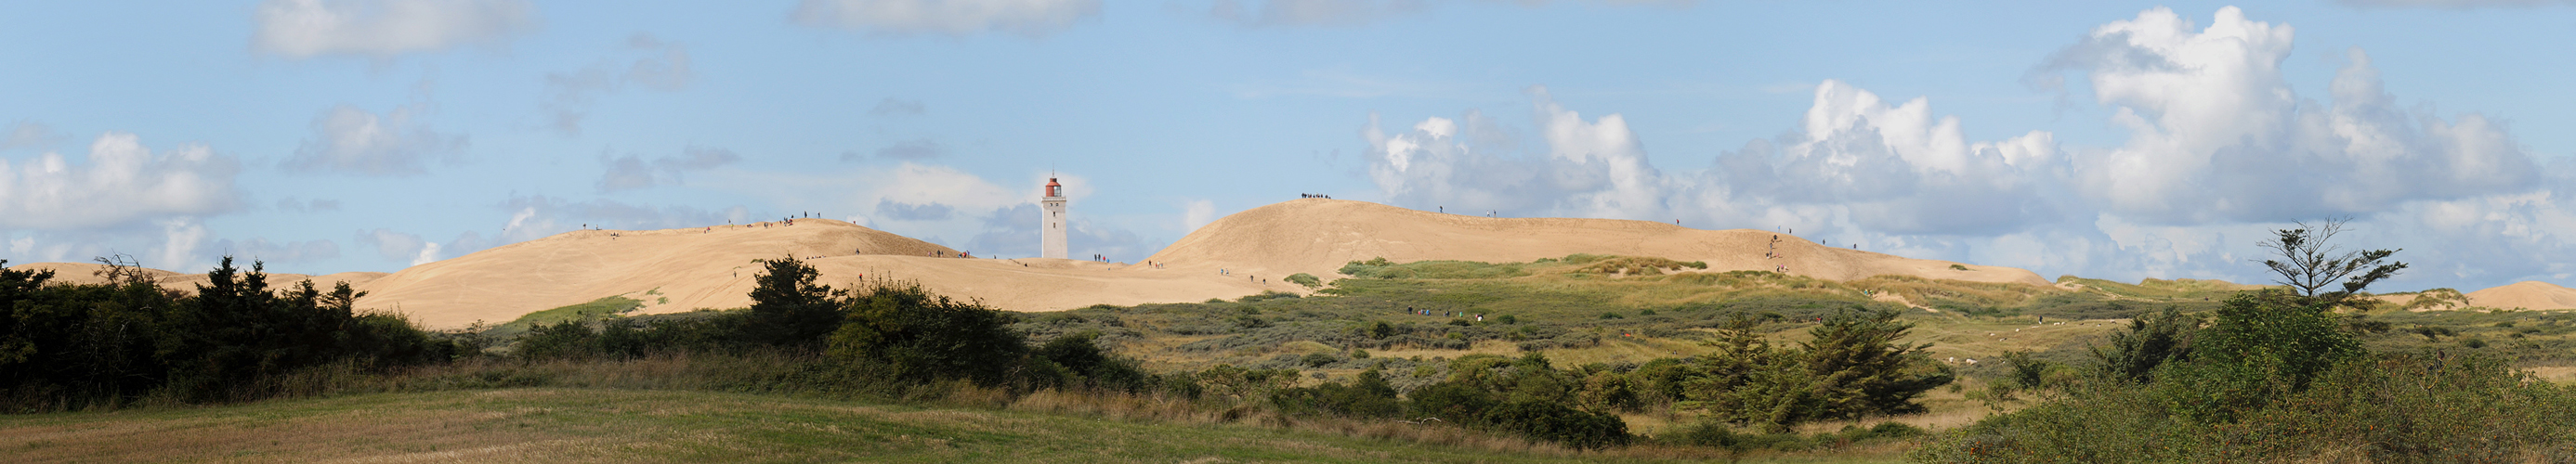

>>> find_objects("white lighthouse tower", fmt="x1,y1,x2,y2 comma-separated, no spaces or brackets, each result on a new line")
1040,177,1067,259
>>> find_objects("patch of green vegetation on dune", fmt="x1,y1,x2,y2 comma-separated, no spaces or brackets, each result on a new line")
2053,276,2256,301
483,295,646,340
1335,256,1535,280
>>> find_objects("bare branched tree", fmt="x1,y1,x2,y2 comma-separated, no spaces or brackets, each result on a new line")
2256,217,2407,303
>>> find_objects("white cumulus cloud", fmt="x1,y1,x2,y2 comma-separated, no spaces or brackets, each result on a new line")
218,238,343,264
284,105,468,176
791,0,1102,37
596,146,742,192
543,34,695,135
1209,0,1430,28
2041,6,2535,225
0,133,242,230
254,0,539,58
1183,200,1216,232
1351,6,2573,291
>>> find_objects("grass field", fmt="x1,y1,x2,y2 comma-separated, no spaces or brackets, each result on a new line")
0,388,1906,463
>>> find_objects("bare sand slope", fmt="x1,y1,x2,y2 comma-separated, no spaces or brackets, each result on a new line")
2465,281,2576,310
356,219,965,328
801,255,1278,314
1143,199,2051,287
6,262,386,293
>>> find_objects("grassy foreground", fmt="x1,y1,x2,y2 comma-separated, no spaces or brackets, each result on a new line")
0,387,1900,463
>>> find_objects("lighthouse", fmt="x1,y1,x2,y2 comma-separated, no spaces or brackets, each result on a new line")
1040,177,1067,259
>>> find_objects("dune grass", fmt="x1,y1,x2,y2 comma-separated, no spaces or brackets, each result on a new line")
480,295,647,340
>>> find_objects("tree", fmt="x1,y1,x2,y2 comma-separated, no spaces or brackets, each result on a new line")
1798,308,1953,420
745,254,843,347
2257,217,2407,305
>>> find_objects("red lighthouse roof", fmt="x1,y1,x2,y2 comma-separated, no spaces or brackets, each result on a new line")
1045,177,1062,198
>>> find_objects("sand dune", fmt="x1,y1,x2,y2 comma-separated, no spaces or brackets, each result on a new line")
356,219,966,328
1144,199,2051,288
7,200,2060,329
2465,281,2576,310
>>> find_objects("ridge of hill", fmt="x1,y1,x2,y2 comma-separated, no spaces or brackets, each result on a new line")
1146,199,2051,288
355,219,959,328
6,199,2073,329
2465,280,2576,310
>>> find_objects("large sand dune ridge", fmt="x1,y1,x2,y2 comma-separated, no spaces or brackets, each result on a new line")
354,219,960,328
1145,199,2051,288
10,199,2100,329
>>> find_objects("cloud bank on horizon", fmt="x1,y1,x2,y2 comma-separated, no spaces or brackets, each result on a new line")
1,2,2570,293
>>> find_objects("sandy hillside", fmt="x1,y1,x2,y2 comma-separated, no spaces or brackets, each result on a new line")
7,199,2059,329
1144,199,2051,288
2465,281,2576,310
6,262,386,293
359,219,957,328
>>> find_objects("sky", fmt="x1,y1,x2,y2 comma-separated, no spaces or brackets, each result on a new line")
3,0,2573,292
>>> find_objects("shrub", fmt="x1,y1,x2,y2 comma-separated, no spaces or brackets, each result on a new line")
2090,307,2199,384
1481,399,1630,449
1271,368,1401,419
1301,352,1340,367
829,281,1027,387
1032,331,1157,393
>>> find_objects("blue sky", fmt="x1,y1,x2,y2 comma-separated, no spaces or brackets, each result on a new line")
4,0,2573,292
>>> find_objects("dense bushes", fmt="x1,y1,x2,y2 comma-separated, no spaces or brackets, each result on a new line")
1915,352,2576,463
1916,291,2576,461
1270,367,1401,419
505,256,1166,396
0,257,467,410
830,281,1028,386
1400,354,1633,449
